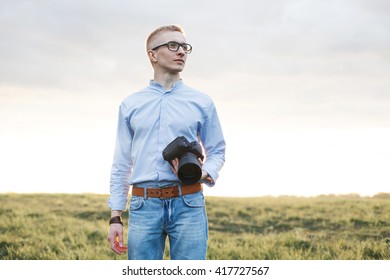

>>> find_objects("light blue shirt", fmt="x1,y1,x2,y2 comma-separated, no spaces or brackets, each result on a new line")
108,80,226,210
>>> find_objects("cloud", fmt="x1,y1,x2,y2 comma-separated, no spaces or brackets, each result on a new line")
1,0,389,196
1,0,389,129
1,0,389,85
0,1,152,90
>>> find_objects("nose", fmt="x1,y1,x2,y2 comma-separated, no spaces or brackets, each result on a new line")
176,46,186,55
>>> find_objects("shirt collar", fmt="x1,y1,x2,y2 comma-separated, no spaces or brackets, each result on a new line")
149,79,183,93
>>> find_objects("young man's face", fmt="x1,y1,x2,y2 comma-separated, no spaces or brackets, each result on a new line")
149,31,188,74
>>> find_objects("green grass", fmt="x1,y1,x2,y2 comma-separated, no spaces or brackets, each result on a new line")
1,193,389,260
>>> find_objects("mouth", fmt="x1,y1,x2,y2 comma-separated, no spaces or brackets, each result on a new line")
174,59,185,64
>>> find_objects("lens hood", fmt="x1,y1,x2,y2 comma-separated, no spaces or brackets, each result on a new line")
178,152,202,185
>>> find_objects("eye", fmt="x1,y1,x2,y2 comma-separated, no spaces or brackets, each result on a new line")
167,42,179,50
182,43,192,53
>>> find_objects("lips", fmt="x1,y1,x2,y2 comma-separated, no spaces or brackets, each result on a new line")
174,59,185,64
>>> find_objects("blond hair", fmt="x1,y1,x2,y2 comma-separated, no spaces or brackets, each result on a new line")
146,24,185,51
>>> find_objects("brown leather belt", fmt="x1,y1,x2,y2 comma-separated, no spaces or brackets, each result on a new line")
132,183,202,199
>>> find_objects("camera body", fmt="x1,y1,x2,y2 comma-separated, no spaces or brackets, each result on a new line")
162,136,204,184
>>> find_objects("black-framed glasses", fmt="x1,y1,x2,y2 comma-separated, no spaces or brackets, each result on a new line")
152,41,192,54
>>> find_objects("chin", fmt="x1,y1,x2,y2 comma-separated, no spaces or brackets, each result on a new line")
172,67,185,73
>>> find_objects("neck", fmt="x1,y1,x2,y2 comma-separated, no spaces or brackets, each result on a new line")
153,72,181,90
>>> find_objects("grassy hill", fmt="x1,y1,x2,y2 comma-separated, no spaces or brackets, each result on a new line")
1,193,389,260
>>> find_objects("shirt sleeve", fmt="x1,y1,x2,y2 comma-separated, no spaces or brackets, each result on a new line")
199,102,226,187
107,104,133,210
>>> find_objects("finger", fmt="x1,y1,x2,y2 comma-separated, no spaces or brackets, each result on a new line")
112,246,121,255
171,158,179,175
171,158,179,168
115,241,128,253
113,235,127,254
109,238,121,255
207,176,214,184
108,225,124,254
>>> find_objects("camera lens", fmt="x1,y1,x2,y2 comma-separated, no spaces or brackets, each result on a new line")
178,152,202,184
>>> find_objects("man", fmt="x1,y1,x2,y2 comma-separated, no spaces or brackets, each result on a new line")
107,25,225,260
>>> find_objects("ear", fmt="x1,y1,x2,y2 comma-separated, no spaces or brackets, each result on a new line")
148,50,158,63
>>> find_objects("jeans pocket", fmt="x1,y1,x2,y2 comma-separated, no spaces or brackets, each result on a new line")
182,192,205,208
129,196,144,211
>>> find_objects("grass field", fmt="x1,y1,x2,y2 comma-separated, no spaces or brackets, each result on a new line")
0,193,389,260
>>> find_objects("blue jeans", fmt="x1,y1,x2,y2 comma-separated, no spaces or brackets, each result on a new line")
127,190,208,260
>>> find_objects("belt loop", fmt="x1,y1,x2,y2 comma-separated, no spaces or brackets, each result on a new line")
144,187,148,199
178,185,182,197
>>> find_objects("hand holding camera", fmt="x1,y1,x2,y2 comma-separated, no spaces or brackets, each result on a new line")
162,136,204,185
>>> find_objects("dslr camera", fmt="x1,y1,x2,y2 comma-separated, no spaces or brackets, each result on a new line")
162,136,204,185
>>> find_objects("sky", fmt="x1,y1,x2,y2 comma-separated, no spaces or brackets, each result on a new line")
0,0,389,197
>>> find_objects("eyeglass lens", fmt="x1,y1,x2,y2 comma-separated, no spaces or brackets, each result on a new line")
167,42,192,53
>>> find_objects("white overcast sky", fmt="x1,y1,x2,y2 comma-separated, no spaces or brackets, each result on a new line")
1,0,389,196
